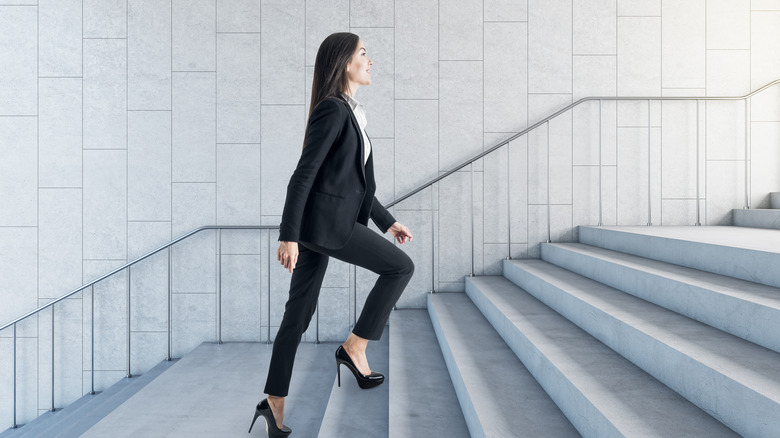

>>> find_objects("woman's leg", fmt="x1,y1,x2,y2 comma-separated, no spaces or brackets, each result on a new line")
263,243,330,427
303,222,415,371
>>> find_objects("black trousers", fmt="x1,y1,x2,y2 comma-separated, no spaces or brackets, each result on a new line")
263,222,415,397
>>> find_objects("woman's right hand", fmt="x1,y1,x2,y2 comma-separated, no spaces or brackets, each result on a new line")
277,241,299,274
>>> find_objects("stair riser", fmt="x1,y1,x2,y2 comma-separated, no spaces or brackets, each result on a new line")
426,296,487,438
541,243,780,354
504,261,780,438
733,209,780,230
578,226,780,289
463,281,620,438
771,193,780,209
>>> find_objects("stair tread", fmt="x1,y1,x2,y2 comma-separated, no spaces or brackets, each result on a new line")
509,259,780,400
46,359,178,438
428,292,580,438
467,275,739,437
389,309,469,438
12,373,139,438
78,342,333,438
581,225,780,254
547,242,780,309
318,325,390,438
5,394,89,438
578,225,780,290
543,242,780,355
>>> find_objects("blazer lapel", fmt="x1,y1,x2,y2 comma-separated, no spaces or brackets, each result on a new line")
342,99,367,184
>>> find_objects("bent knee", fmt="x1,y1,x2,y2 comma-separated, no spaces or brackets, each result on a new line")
398,254,415,276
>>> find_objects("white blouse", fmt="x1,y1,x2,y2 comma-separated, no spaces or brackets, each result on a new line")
341,93,372,165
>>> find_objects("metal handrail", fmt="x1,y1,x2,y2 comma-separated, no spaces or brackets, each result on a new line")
5,78,779,332
4,78,779,332
385,78,780,208
0,226,276,332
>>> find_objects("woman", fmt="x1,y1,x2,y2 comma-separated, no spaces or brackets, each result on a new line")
248,32,415,437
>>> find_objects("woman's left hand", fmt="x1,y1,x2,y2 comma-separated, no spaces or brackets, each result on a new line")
388,222,413,244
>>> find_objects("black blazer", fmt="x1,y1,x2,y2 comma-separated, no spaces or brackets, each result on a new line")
278,96,396,250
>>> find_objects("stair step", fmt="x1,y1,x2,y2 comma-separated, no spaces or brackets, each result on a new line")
388,309,469,438
578,225,780,288
733,208,780,230
541,242,780,353
504,259,780,437
0,388,97,438
467,275,741,437
10,369,143,438
78,342,333,437
48,359,178,438
428,292,579,437
771,192,780,209
318,325,390,438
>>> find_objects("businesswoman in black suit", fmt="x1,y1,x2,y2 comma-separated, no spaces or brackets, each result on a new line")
248,32,415,437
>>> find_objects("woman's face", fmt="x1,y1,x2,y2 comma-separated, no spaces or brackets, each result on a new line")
345,39,372,91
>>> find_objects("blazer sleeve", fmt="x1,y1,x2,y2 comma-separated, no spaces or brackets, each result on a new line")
370,195,396,233
278,98,344,243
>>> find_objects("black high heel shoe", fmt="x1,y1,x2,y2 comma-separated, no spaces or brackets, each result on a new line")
248,398,291,437
335,345,384,389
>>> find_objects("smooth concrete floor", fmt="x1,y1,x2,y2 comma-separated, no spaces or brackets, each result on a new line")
79,341,341,438
593,225,780,253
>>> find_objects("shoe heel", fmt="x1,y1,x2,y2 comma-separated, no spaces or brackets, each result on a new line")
248,407,261,433
337,362,341,387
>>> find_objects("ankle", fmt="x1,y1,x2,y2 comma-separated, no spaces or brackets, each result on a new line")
343,339,367,352
344,343,365,355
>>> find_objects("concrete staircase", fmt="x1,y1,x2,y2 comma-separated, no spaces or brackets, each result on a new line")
4,225,780,437
426,225,780,437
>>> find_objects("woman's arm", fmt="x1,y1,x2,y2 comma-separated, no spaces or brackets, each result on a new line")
370,195,396,233
278,98,344,243
372,196,412,244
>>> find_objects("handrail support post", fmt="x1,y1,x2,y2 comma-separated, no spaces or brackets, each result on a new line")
51,305,55,412
167,247,172,361
695,99,702,226
90,285,95,394
469,162,475,276
598,99,603,226
647,99,653,226
547,121,552,243
126,267,132,378
13,323,17,429
217,229,222,345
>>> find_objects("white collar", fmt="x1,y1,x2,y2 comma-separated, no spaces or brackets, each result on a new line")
341,92,360,111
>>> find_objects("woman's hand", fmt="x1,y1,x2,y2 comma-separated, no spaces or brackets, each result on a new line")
388,222,413,244
277,241,299,274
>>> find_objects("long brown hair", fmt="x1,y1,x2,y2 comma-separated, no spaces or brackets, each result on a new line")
303,32,360,149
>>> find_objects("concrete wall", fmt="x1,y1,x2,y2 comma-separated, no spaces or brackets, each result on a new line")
1,0,779,426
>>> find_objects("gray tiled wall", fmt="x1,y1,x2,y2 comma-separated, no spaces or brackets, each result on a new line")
1,0,780,425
